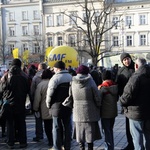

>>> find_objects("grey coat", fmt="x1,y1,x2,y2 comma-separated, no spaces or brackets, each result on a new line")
33,79,52,120
64,74,101,122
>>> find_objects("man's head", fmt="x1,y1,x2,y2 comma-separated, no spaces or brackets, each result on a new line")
53,61,65,73
38,63,47,71
11,59,22,68
135,57,147,71
120,53,132,67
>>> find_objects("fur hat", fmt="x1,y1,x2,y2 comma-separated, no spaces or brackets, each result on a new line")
76,65,89,75
53,61,65,69
11,59,22,67
120,53,131,62
102,70,112,80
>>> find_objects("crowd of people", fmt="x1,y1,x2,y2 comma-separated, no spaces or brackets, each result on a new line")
0,53,150,150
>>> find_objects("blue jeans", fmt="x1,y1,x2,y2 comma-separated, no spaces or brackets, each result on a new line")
129,119,150,150
101,118,115,150
52,115,72,150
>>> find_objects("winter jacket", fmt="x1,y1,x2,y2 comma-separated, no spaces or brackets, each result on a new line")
120,64,150,120
33,79,52,120
30,70,43,99
98,80,118,118
0,65,30,114
46,70,72,117
116,61,135,96
64,74,101,122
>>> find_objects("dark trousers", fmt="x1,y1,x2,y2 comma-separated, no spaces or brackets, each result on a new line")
35,115,43,139
43,119,53,145
6,110,27,145
126,117,134,148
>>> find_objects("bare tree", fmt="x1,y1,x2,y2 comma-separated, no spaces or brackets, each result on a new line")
62,0,119,66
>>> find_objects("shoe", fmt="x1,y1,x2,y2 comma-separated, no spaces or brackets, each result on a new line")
7,143,14,149
121,144,134,150
32,137,43,142
20,143,28,148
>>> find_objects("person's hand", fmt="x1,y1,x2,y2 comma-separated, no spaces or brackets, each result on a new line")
34,111,40,118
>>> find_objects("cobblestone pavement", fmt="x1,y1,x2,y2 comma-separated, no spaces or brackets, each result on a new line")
0,105,127,150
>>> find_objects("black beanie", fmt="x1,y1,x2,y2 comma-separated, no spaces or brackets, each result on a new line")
53,61,65,69
120,53,131,62
11,59,22,68
102,70,112,80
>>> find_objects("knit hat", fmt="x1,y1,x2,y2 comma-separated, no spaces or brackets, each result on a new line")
53,61,65,69
76,65,89,75
120,53,131,62
102,70,112,80
11,59,22,67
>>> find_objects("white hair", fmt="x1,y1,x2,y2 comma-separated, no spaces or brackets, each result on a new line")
135,57,147,68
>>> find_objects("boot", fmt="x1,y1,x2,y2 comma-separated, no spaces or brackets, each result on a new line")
88,143,93,150
79,142,85,150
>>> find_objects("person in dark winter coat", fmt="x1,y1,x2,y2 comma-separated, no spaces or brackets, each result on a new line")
0,59,30,149
63,65,101,150
115,53,135,150
120,57,150,150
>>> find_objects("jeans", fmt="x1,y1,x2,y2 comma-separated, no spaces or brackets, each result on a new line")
52,115,72,150
101,118,115,150
129,119,150,150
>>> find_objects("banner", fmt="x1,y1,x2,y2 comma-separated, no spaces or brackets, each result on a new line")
12,48,19,58
23,50,29,64
45,47,53,62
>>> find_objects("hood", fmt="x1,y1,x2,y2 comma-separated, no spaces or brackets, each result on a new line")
35,69,43,77
99,80,118,96
73,74,91,88
9,65,21,76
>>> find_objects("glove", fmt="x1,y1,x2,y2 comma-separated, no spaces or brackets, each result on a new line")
34,111,40,118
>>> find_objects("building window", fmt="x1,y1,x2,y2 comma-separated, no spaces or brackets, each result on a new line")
112,16,119,27
33,43,40,53
22,43,28,51
9,12,15,21
83,13,87,23
33,10,40,20
126,16,132,26
83,35,89,46
69,34,76,46
57,14,64,26
140,34,146,45
139,14,146,25
113,36,119,46
22,11,28,20
9,27,15,36
94,11,100,23
22,26,28,35
47,15,53,27
126,35,132,46
70,12,77,25
48,37,53,47
9,44,15,54
33,25,40,35
57,36,63,46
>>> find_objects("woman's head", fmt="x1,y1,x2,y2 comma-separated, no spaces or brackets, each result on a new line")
41,69,53,79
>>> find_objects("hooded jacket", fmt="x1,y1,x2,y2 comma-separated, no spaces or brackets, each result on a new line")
99,80,118,118
120,64,150,120
65,74,101,122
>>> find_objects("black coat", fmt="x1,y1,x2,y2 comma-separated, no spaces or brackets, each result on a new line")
116,61,135,96
0,66,30,114
120,64,150,120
